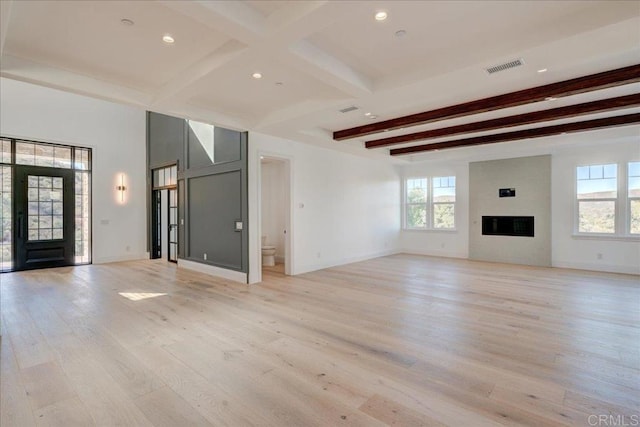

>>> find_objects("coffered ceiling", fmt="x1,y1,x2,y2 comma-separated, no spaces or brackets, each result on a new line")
1,0,638,162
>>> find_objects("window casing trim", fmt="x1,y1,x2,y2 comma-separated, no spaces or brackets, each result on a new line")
574,161,639,237
403,176,456,231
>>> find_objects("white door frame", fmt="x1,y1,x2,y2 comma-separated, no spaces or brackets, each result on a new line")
252,152,293,283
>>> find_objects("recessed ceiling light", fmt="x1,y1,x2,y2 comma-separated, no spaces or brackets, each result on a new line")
537,68,548,73
252,72,263,79
275,81,283,86
375,11,388,21
121,18,134,26
364,112,372,116
368,115,378,119
395,30,407,37
162,34,175,44
545,96,557,101
260,156,265,160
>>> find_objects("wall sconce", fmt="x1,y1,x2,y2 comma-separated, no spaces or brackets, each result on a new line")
116,174,126,203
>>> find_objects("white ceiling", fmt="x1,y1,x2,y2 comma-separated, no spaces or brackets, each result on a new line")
1,0,639,162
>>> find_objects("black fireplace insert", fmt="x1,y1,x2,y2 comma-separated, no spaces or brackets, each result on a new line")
482,216,534,237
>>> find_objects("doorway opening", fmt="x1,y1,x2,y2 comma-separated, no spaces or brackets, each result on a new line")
0,138,91,272
151,164,178,263
259,156,291,278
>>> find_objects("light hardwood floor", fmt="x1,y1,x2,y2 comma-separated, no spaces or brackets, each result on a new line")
1,254,638,426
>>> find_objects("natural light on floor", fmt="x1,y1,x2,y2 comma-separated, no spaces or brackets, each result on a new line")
118,292,168,301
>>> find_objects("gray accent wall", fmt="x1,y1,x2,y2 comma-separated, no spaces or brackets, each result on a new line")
147,112,248,275
188,171,242,270
469,155,551,267
148,112,185,171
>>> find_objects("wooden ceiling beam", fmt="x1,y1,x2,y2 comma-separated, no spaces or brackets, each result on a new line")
333,63,640,141
366,94,640,149
389,113,640,156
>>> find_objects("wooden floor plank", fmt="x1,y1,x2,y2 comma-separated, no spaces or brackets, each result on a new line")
0,334,38,427
33,397,95,427
360,394,448,427
134,386,215,427
19,361,76,411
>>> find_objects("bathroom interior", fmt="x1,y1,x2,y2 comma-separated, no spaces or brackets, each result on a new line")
260,156,288,273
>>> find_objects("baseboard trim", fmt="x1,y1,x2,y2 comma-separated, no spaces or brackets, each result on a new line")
178,259,247,283
553,261,640,275
401,251,639,275
399,248,468,259
94,253,149,264
295,249,399,275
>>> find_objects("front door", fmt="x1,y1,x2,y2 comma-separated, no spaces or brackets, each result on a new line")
14,166,75,270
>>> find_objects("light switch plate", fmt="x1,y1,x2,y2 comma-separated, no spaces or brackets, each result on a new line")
235,221,243,231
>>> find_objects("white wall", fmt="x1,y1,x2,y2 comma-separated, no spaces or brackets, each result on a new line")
261,160,286,261
248,132,401,283
400,160,470,259
552,140,640,274
400,130,640,275
0,78,147,264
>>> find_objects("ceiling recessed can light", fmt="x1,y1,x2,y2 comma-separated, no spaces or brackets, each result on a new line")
537,68,548,73
252,72,263,79
364,112,372,116
121,18,134,26
162,34,175,44
395,30,407,37
375,11,388,21
369,115,378,119
275,81,283,86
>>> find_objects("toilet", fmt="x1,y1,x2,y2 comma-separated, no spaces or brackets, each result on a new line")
261,236,276,267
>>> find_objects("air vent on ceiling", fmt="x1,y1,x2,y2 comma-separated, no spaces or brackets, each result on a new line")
485,58,524,74
339,105,359,113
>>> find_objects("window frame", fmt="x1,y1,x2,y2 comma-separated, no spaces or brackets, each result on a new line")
403,175,456,231
574,161,639,238
404,177,429,230
628,161,640,235
431,176,456,230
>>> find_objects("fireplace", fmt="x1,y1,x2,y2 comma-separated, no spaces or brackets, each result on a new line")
482,216,534,237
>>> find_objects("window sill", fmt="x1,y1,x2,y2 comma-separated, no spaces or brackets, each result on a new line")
403,228,458,233
572,234,640,242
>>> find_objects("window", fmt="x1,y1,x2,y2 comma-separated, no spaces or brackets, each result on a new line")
405,178,427,228
577,164,617,233
0,164,11,271
404,176,456,230
629,162,640,234
153,164,177,188
576,162,639,236
27,176,64,241
432,176,456,229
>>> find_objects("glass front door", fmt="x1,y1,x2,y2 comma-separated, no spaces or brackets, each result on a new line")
14,166,75,270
